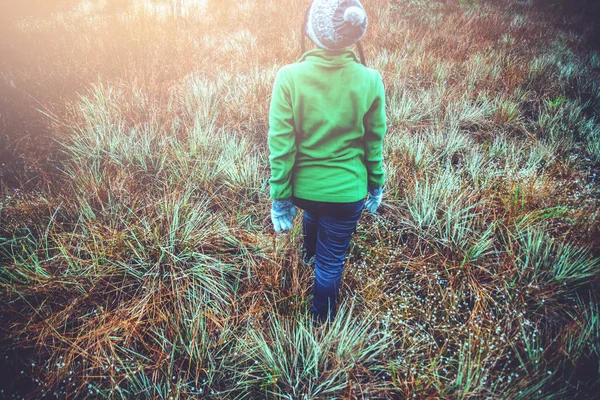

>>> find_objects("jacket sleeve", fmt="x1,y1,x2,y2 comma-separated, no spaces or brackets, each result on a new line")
363,72,386,189
268,68,297,201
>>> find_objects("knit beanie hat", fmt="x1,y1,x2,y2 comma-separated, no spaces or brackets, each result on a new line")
305,0,368,50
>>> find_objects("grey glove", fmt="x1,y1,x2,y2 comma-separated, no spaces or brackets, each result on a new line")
365,186,383,213
271,199,297,233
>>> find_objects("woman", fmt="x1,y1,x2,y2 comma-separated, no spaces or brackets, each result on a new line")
268,0,386,323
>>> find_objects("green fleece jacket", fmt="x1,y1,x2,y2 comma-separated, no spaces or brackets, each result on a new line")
268,48,386,203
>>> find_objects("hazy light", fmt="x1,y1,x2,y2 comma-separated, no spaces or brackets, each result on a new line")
136,0,208,18
71,0,208,19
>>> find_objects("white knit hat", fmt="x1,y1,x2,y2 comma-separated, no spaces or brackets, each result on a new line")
305,0,368,50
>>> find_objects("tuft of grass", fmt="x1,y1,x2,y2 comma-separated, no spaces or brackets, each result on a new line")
233,301,394,398
512,226,600,289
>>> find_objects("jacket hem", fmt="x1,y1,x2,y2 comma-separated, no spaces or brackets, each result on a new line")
292,190,367,203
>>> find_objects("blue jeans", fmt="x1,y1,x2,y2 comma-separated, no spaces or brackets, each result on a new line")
292,196,365,322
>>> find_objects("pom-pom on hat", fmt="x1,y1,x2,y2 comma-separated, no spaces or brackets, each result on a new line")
305,0,368,50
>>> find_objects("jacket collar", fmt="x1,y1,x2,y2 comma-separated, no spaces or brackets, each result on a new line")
297,48,360,66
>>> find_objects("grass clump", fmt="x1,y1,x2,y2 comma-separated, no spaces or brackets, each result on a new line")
233,302,393,398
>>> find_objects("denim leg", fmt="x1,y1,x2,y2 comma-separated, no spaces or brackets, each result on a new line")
302,210,318,259
311,201,364,322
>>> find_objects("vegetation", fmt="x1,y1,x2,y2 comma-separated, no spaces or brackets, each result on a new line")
1,0,599,398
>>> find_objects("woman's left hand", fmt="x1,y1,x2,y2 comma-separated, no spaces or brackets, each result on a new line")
271,199,297,233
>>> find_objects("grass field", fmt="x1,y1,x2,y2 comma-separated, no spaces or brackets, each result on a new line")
1,0,600,398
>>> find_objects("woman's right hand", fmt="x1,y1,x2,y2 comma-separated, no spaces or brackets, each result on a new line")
365,187,383,213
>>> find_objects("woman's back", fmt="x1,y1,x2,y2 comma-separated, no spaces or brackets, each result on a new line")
268,48,385,203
